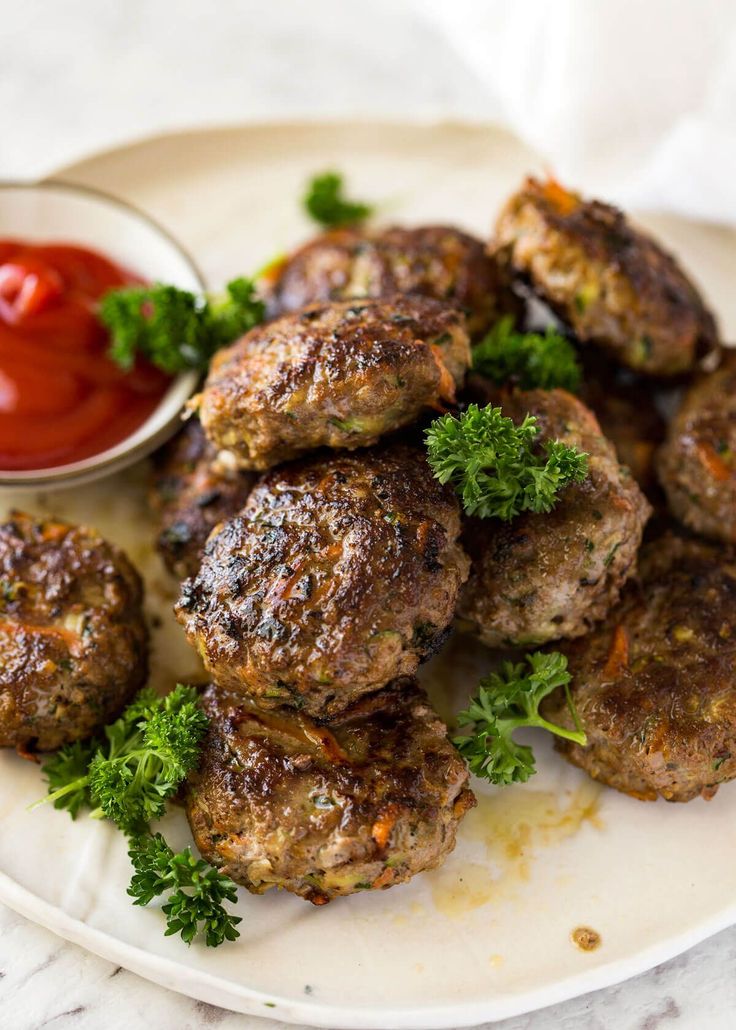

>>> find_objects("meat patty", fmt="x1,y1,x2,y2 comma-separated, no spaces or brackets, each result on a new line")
657,351,736,544
545,534,736,802
579,356,666,497
150,418,255,579
0,511,148,751
186,679,474,903
458,387,651,646
263,224,518,337
493,176,719,376
197,296,471,470
176,444,469,718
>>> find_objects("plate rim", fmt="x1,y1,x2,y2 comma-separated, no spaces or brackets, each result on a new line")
2,863,735,1028
4,119,735,1027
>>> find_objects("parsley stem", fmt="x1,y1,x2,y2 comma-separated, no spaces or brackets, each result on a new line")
563,683,587,741
28,774,89,811
502,715,586,748
527,715,587,746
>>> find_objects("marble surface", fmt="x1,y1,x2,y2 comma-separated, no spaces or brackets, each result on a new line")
1,903,734,1029
1,2,735,1027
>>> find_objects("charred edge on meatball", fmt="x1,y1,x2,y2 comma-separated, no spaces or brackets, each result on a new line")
186,679,475,904
175,443,470,718
197,295,471,471
458,385,651,647
149,418,255,580
492,176,719,376
0,511,148,752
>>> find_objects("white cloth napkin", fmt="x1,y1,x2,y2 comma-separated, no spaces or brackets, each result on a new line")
412,0,736,225
4,0,736,227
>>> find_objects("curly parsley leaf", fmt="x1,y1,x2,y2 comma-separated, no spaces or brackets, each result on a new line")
472,316,582,392
425,403,588,520
128,833,241,947
454,652,587,786
209,276,266,347
35,687,241,948
303,171,373,229
38,684,207,835
88,684,208,834
42,739,98,819
100,277,265,374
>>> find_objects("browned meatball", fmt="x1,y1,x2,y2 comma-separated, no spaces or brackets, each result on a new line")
0,512,148,751
186,680,474,904
176,444,469,718
149,419,255,579
657,351,736,544
263,224,518,337
458,388,651,646
545,534,736,802
465,355,666,497
579,357,666,496
198,296,471,470
493,176,719,376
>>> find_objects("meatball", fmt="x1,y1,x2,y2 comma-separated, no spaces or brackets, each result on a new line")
186,679,474,904
198,296,471,470
579,356,666,496
493,176,719,376
545,534,736,802
657,351,736,544
0,511,148,751
176,444,469,718
263,224,518,337
150,418,255,579
458,387,651,646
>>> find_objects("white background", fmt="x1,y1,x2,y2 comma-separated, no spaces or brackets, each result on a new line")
1,2,735,1028
4,0,736,222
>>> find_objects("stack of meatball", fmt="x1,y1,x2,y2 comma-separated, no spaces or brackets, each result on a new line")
152,180,736,904
3,176,735,910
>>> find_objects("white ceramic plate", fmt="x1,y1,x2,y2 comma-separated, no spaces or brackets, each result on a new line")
1,122,736,1028
0,180,203,489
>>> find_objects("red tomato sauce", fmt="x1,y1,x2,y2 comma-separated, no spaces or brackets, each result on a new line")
0,240,171,470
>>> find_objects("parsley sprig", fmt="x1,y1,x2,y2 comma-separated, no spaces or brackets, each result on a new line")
100,276,265,374
128,834,241,947
36,686,241,948
39,685,207,834
425,403,588,520
472,316,582,392
303,171,373,228
454,653,586,786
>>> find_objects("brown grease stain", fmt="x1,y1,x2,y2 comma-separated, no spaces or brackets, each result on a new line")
431,782,603,918
571,926,601,951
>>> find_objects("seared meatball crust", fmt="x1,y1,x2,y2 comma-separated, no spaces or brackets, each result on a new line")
186,680,475,904
493,176,719,376
198,296,471,471
459,387,651,647
657,351,736,544
264,224,519,337
546,534,736,802
150,418,255,579
176,444,469,718
0,512,148,752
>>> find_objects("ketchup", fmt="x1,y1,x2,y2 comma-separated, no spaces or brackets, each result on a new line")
0,240,171,470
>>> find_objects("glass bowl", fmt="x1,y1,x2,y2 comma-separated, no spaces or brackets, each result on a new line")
0,179,204,489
